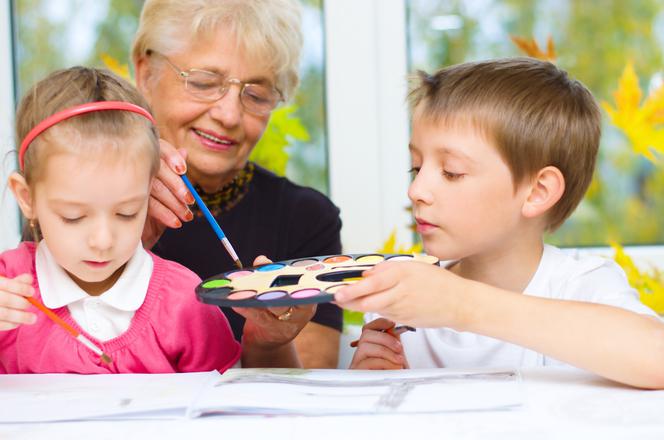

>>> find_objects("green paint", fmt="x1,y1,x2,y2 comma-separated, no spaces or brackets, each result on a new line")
203,279,231,288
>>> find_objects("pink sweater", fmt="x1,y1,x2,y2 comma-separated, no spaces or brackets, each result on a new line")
0,242,241,374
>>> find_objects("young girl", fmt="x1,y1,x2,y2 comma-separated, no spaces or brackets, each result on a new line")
0,67,241,373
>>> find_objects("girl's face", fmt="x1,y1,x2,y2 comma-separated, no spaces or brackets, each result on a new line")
30,142,152,295
137,28,275,192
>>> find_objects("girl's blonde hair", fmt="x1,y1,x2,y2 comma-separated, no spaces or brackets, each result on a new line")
132,0,302,100
16,66,160,185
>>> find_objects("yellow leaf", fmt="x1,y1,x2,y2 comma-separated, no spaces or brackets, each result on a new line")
377,228,422,254
101,53,132,82
602,63,664,161
611,242,664,314
510,35,556,62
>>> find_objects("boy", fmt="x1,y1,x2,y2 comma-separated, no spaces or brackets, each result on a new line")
335,58,664,389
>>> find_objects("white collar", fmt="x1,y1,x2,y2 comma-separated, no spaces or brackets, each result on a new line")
36,241,153,311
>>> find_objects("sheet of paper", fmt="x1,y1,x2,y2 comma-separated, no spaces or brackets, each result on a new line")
0,371,219,423
190,368,523,416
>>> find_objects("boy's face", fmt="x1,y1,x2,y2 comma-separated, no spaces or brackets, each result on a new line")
31,140,152,295
408,115,532,261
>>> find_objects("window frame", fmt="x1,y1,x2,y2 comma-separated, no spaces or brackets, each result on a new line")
0,0,20,252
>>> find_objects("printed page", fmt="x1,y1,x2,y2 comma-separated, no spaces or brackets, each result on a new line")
190,368,523,416
0,371,219,422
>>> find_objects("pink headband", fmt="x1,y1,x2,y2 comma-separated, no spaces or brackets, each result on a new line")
19,101,155,170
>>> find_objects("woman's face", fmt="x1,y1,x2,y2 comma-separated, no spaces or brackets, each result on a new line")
137,28,274,191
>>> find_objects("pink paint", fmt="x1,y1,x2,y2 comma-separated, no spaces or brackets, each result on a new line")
306,263,325,271
227,290,258,300
227,270,253,279
291,288,321,299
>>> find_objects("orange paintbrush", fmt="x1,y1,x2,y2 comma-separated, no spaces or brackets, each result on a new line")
349,325,416,348
26,296,112,365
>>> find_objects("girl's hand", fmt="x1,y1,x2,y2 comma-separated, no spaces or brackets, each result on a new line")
0,274,37,331
349,318,408,370
233,255,316,349
142,139,195,249
335,261,470,329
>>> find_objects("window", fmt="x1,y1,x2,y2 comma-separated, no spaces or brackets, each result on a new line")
407,0,664,248
2,0,329,248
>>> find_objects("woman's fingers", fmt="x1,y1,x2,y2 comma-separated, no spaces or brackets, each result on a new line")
264,303,316,322
159,139,187,175
147,192,182,229
252,255,273,266
152,158,193,218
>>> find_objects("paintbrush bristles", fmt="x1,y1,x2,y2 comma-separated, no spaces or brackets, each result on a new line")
100,353,113,365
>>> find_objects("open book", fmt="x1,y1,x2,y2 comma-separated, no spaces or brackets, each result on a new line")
0,368,522,422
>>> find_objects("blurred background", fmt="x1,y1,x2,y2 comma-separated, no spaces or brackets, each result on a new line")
2,0,663,259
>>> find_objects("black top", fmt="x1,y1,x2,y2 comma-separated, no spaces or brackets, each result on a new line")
153,164,344,340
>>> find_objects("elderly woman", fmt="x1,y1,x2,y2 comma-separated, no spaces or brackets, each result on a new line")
132,0,342,368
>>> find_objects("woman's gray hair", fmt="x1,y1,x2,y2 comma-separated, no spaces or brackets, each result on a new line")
132,0,302,100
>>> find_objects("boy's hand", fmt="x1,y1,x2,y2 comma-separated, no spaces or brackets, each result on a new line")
335,261,470,329
0,274,37,330
350,318,408,370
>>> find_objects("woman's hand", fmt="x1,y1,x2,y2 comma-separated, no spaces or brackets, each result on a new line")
235,255,316,367
0,274,36,331
142,139,195,249
349,318,408,370
233,255,316,349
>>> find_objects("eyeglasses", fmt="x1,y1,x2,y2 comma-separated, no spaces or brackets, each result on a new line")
149,50,283,116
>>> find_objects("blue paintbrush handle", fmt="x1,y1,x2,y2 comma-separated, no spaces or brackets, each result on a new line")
181,175,242,268
181,174,226,239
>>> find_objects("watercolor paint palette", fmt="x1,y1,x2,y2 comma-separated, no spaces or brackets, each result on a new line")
195,253,440,308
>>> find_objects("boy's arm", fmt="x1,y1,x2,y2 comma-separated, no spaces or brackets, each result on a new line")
460,282,664,389
336,261,664,389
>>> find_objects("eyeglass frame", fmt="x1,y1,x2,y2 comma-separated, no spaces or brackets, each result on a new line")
147,50,284,116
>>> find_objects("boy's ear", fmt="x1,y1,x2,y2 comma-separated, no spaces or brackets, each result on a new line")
7,172,35,220
521,166,565,219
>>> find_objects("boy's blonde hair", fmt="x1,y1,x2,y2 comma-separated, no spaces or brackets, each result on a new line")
132,0,302,100
16,67,160,185
408,57,601,231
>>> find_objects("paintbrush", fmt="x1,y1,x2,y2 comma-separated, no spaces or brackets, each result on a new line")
26,296,112,365
349,325,416,348
181,174,243,269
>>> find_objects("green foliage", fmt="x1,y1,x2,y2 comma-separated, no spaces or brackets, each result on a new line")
250,105,309,176
343,309,365,328
408,0,664,247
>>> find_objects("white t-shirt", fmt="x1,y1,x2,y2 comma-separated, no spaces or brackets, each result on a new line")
365,244,659,369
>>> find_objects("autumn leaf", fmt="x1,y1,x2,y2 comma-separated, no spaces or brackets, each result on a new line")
611,241,664,314
601,62,664,162
250,105,306,175
101,53,132,82
510,35,556,62
377,229,423,254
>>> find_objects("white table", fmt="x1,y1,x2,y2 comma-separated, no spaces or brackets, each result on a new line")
2,368,663,439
